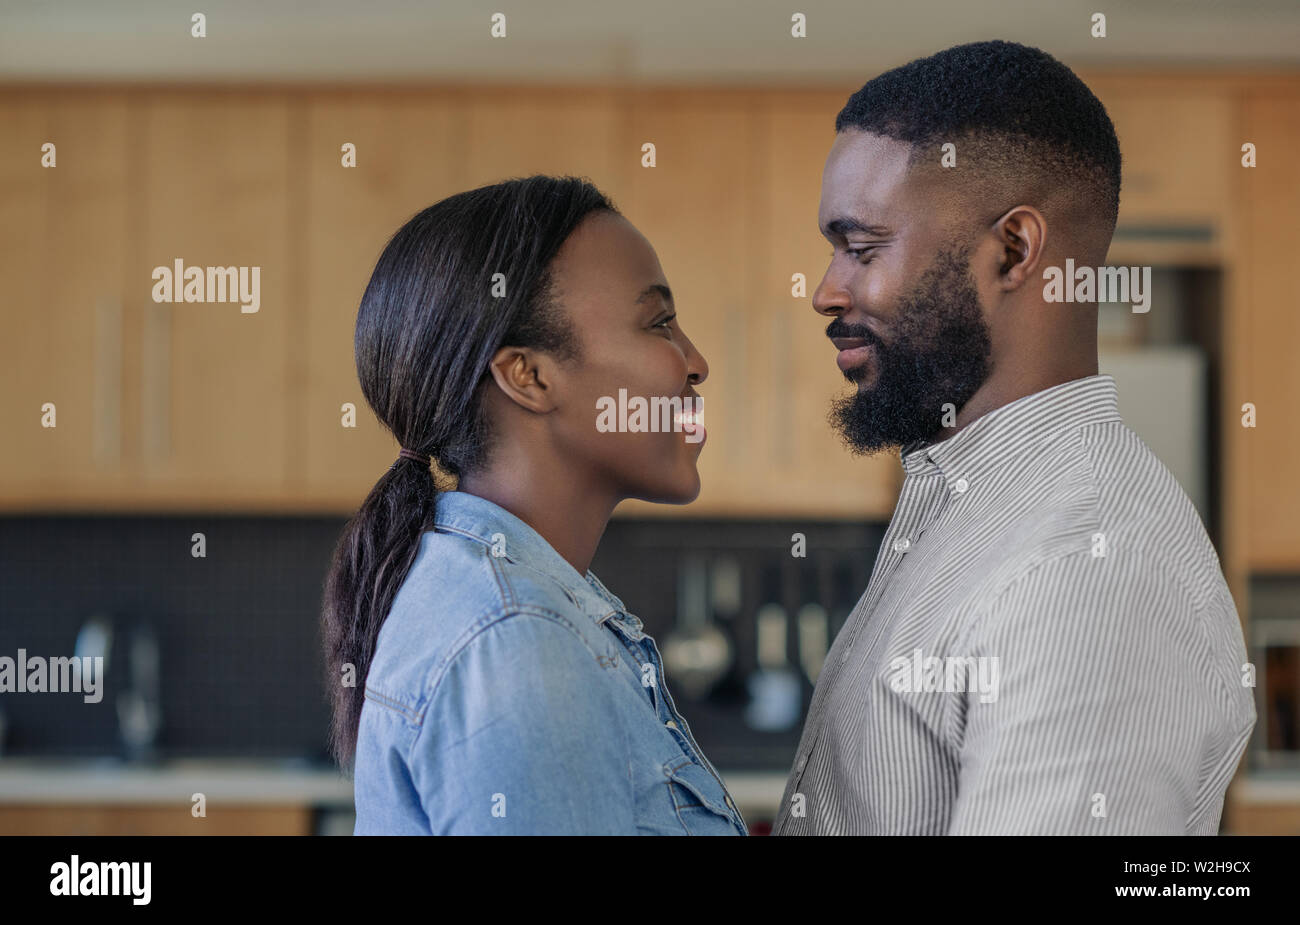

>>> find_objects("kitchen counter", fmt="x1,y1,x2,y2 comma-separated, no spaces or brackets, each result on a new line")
0,758,354,806
0,758,787,819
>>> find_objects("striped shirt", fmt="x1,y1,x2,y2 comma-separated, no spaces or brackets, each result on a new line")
773,374,1255,835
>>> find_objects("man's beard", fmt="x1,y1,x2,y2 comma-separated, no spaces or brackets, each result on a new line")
828,245,993,455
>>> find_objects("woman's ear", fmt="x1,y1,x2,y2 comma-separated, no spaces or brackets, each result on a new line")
485,346,560,414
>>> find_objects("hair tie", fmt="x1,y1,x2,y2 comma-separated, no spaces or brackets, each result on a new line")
397,447,431,466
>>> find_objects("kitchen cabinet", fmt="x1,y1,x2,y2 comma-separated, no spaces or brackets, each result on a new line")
0,91,296,509
0,804,312,836
0,92,133,505
1237,91,1300,571
131,92,295,503
462,87,629,199
2,79,1288,528
1086,79,1235,265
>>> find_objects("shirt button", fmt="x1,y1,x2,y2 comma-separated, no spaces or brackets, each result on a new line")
665,720,678,730
953,478,969,494
892,537,911,553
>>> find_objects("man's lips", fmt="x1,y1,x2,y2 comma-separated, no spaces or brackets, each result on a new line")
831,336,875,373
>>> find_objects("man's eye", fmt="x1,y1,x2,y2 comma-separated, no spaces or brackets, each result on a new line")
653,313,676,331
830,248,877,264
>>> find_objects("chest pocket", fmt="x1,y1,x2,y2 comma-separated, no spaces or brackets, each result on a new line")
664,757,738,835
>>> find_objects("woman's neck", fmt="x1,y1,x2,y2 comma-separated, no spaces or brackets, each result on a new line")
457,462,616,576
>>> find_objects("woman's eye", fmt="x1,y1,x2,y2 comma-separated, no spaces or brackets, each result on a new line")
653,314,676,331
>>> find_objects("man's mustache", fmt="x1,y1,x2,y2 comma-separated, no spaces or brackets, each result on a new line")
825,318,882,346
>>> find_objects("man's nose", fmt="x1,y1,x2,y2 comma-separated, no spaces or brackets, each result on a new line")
812,267,849,317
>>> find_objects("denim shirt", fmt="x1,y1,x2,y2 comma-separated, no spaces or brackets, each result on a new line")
353,490,748,835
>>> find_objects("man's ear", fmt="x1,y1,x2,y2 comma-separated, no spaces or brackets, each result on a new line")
485,346,559,414
991,204,1047,291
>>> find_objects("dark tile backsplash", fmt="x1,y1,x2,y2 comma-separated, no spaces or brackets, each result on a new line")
0,512,887,771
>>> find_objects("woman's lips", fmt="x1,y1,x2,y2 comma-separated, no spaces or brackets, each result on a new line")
675,404,706,447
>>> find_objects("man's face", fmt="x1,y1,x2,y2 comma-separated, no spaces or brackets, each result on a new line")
814,129,994,454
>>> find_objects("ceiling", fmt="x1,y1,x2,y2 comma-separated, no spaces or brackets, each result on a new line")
2,0,1299,84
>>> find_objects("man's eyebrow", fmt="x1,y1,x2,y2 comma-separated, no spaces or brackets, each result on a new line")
636,283,674,306
824,218,893,238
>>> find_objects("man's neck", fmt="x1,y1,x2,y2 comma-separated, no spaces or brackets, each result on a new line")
926,357,1099,445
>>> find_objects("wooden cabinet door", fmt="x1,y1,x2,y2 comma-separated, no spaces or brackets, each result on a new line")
462,88,629,203
300,92,467,501
0,91,132,509
1088,81,1234,263
1239,92,1300,569
132,92,293,504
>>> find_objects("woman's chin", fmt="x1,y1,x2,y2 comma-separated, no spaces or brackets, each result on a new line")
634,471,701,506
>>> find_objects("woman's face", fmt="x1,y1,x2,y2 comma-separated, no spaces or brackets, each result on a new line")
544,210,710,505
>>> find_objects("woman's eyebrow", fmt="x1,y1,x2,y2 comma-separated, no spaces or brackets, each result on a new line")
636,283,674,306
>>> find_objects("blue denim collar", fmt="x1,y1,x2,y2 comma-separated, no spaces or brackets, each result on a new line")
430,490,642,634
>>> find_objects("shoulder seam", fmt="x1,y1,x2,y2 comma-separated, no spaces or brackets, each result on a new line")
415,606,604,727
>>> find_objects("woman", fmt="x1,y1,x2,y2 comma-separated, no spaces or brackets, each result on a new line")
322,175,747,835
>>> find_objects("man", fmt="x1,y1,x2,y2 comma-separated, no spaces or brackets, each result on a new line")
773,40,1255,835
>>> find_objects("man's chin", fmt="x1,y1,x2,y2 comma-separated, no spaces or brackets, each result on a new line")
829,398,903,456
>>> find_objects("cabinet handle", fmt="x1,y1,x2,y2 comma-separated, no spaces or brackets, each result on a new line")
140,301,171,467
770,308,793,467
92,295,122,470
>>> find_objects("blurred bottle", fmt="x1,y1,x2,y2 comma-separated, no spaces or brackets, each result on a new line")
744,566,801,731
707,555,746,704
796,567,829,684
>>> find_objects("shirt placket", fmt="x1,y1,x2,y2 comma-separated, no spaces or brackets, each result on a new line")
604,611,749,834
778,468,950,825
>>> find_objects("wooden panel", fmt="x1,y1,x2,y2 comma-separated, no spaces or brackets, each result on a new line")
0,92,132,507
300,92,467,497
463,88,629,205
0,95,54,499
0,804,312,835
1239,92,1300,569
134,92,293,501
1225,801,1300,837
1091,84,1233,229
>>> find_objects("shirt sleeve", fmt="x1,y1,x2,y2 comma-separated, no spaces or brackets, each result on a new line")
410,611,636,835
947,552,1230,835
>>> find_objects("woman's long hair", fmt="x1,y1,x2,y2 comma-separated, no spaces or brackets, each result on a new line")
321,176,617,767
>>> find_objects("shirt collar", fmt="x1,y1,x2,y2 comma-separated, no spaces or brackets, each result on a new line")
899,374,1122,485
430,490,636,630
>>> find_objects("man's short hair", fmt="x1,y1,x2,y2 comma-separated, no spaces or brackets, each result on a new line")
836,40,1122,247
